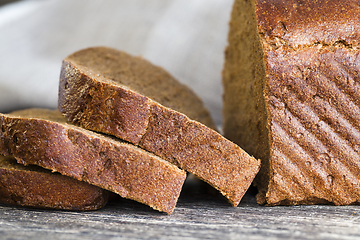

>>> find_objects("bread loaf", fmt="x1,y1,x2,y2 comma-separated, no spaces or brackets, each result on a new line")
58,47,260,207
223,0,360,205
0,155,109,210
0,109,186,214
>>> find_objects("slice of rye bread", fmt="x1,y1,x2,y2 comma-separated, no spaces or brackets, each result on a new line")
58,47,261,207
0,109,186,214
223,0,360,205
0,155,109,210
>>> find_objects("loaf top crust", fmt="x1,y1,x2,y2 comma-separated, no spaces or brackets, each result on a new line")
256,0,360,48
0,109,186,214
0,155,109,210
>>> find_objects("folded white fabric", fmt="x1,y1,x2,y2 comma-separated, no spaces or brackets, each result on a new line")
0,0,233,125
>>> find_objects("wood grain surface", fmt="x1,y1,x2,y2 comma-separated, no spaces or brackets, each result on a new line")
1,177,360,240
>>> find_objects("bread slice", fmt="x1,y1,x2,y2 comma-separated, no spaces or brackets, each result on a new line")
223,0,360,205
58,47,260,207
0,155,109,210
0,109,186,214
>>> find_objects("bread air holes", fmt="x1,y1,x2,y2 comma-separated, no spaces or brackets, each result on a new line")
85,93,93,102
64,81,69,90
99,151,106,158
316,153,331,164
354,70,359,77
104,158,112,170
13,133,21,146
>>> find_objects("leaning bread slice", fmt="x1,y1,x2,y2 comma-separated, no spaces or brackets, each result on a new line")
0,155,109,210
0,109,186,214
58,47,261,206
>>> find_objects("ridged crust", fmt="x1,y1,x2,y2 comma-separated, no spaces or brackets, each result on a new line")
224,0,360,206
265,47,360,205
59,47,261,207
0,109,186,214
0,155,109,210
259,0,360,205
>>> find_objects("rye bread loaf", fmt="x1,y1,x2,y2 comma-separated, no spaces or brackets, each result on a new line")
0,155,109,210
0,109,186,214
58,47,260,207
223,0,360,205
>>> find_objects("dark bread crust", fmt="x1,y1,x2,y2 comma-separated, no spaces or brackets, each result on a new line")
223,0,360,206
0,155,109,210
255,0,360,48
0,109,186,214
58,47,261,207
223,0,270,205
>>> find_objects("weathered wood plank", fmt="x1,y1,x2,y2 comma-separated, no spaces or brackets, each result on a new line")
1,179,360,239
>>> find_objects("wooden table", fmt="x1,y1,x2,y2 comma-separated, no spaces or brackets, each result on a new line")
1,177,360,239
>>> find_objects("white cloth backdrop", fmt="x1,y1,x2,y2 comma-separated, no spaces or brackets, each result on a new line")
0,0,233,125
